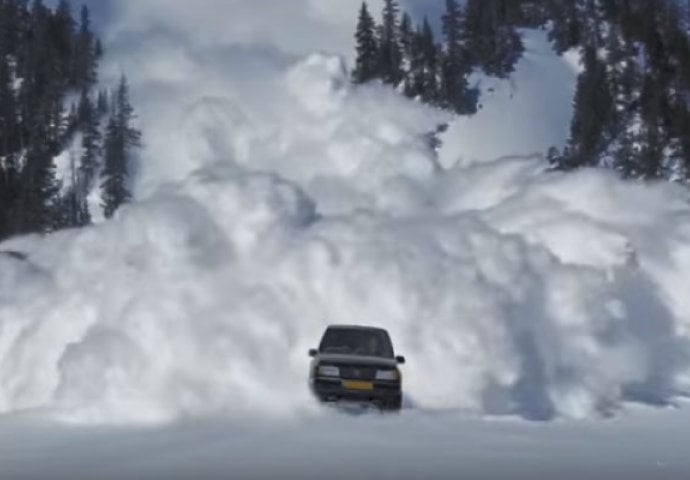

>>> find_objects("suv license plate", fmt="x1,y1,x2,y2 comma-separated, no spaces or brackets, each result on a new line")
343,381,374,391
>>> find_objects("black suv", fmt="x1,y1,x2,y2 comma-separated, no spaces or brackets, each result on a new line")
308,325,405,410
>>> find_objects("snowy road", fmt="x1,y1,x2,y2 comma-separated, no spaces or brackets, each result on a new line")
2,405,690,480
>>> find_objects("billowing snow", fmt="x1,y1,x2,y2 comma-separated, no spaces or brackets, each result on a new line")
2,1,690,433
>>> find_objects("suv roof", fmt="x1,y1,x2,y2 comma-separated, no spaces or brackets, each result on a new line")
326,324,388,332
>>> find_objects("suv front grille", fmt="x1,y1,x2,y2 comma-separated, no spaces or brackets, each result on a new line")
339,366,377,380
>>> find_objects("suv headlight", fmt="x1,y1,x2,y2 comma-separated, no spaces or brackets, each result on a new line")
375,369,399,381
318,365,340,377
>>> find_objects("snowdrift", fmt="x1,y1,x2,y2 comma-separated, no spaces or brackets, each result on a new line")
1,11,690,424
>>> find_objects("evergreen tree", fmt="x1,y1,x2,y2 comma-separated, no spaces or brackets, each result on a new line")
441,0,475,114
0,38,19,235
101,75,140,219
78,90,100,195
54,150,90,228
73,5,96,89
399,12,414,62
53,0,75,82
400,12,415,96
546,146,562,167
404,18,428,100
101,115,127,219
517,0,551,27
678,106,690,180
548,0,582,53
418,18,441,104
0,151,19,238
0,48,17,155
97,88,109,115
0,1,16,55
635,74,665,179
563,46,614,169
0,0,141,239
607,27,643,177
464,0,524,77
378,0,403,86
352,2,379,84
613,125,639,178
15,134,59,233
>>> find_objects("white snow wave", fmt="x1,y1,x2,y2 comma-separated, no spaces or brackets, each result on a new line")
1,14,690,424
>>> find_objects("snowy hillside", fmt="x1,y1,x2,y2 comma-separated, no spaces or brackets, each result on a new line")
1,0,690,430
439,29,581,166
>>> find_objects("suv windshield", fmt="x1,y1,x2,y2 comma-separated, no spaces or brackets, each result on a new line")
319,328,394,358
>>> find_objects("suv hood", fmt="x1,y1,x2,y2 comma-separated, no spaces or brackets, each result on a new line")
317,353,398,368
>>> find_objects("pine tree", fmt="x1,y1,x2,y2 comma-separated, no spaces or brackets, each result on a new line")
679,106,690,181
53,0,75,82
15,134,59,233
101,76,140,219
635,74,665,179
378,0,403,86
352,2,379,84
441,0,475,114
97,88,109,115
548,0,582,53
614,126,639,178
518,0,551,27
607,26,643,177
101,115,127,219
0,151,19,238
546,146,562,167
0,0,139,239
564,46,614,169
78,91,100,196
55,149,90,228
404,19,427,100
73,5,96,89
400,12,415,96
490,24,524,77
0,0,27,59
419,18,441,105
0,48,17,156
0,40,19,235
464,0,524,77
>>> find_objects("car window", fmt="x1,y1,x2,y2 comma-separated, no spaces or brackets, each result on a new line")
319,329,394,358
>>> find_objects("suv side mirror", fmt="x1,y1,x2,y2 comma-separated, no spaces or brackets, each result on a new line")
396,356,406,365
309,348,318,358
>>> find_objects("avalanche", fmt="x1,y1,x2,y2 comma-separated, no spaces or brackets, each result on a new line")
1,1,690,430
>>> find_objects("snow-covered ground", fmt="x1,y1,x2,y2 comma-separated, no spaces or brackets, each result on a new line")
3,1,690,478
2,405,690,480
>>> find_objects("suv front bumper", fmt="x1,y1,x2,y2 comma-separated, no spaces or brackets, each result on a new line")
310,377,402,409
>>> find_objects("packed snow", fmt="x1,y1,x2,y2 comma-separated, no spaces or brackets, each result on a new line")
2,403,690,480
2,1,690,430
